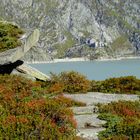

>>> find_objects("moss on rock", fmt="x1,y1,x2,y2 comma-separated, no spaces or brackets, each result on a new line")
0,21,24,52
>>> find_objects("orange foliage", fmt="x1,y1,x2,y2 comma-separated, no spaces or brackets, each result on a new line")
47,83,64,94
98,101,140,139
26,99,46,110
0,75,77,139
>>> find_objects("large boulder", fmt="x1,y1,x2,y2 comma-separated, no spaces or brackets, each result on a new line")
16,64,50,81
0,28,50,81
0,29,40,65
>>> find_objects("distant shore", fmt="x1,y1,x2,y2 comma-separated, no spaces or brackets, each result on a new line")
26,57,89,64
26,56,140,64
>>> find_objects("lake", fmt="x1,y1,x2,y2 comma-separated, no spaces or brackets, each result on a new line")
30,59,140,80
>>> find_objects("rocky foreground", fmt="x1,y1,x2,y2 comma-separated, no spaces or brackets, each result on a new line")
65,92,139,140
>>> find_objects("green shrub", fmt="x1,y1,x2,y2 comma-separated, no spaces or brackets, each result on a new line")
98,101,140,140
101,135,129,140
91,76,140,95
0,21,24,52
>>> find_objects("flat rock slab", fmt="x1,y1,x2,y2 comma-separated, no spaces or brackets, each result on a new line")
16,64,50,81
77,128,106,140
72,106,97,115
74,114,106,128
65,92,139,105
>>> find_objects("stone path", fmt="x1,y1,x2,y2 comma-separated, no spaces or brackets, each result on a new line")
65,92,139,140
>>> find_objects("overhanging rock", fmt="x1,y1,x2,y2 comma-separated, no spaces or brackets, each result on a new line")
0,27,50,81
16,64,50,81
0,29,40,65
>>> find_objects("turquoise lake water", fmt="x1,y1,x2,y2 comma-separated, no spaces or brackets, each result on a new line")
30,59,140,80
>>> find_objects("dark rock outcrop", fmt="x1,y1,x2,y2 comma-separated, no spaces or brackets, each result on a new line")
0,60,23,74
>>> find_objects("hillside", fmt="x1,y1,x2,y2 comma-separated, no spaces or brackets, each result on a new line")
0,0,140,61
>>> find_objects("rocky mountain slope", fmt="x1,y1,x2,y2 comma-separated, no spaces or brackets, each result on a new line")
0,0,140,61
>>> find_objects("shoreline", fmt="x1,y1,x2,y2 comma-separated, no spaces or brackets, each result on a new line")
26,56,140,64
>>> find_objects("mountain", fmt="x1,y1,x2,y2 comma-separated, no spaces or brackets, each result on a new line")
0,0,140,61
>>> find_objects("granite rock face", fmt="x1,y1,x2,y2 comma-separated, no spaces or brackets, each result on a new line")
0,0,140,61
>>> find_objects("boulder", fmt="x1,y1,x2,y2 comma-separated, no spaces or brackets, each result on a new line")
0,28,50,81
16,64,50,81
0,29,40,65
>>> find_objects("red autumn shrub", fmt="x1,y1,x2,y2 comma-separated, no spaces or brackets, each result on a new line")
40,71,91,94
0,75,77,139
59,71,91,93
54,95,86,107
47,82,64,94
99,101,140,118
98,101,140,139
